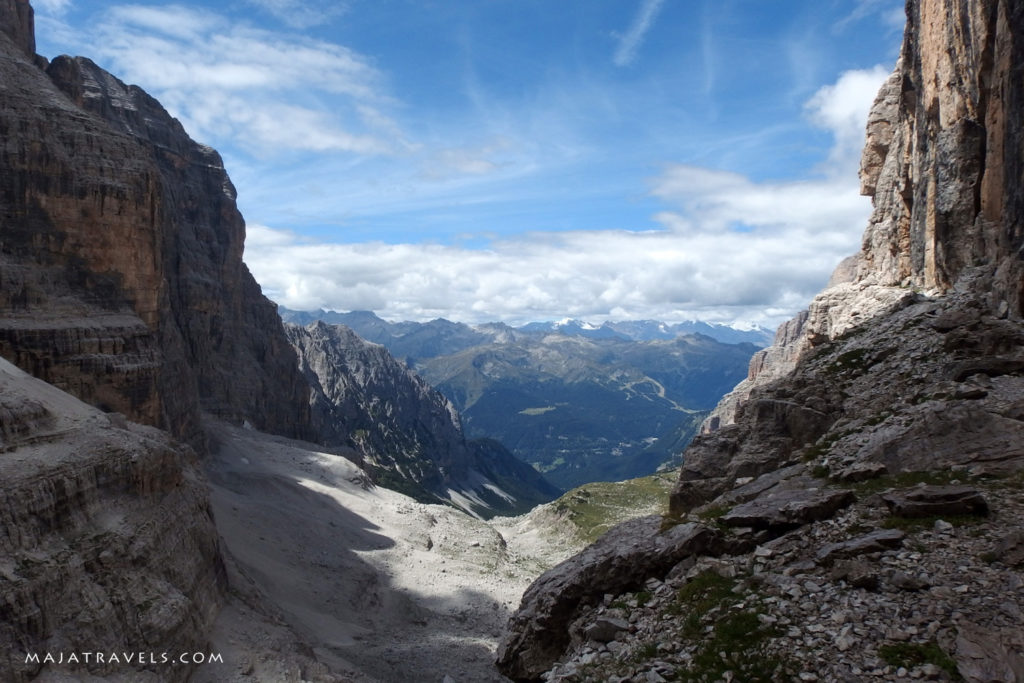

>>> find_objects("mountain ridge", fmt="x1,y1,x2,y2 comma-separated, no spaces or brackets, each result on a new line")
285,320,560,517
278,307,775,350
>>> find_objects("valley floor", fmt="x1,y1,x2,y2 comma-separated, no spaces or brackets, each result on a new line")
193,422,582,682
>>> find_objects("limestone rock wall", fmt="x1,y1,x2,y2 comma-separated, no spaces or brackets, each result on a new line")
0,0,31,58
0,1,311,446
856,0,1024,309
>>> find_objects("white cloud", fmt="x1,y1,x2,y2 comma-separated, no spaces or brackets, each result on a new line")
613,0,666,67
244,66,889,328
804,65,891,173
89,5,398,156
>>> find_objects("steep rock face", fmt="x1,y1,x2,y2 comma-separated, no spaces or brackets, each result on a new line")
43,55,312,440
856,0,1024,305
0,357,225,682
0,2,310,446
0,16,189,438
286,321,560,517
677,0,1024,511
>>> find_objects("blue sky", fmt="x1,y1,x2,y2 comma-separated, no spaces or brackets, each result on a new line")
33,0,905,327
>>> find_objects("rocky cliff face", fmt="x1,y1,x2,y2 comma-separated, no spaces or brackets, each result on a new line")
0,0,31,59
286,321,560,517
498,1,1024,680
0,0,310,447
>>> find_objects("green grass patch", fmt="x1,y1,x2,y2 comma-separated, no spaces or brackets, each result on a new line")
550,473,676,543
811,465,831,479
632,641,659,663
696,503,730,521
672,570,738,635
678,609,786,682
668,570,790,681
864,411,891,427
878,641,961,679
801,428,855,461
827,347,873,374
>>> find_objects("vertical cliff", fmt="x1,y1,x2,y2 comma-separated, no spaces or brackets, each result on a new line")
856,0,1024,306
0,3,305,678
674,0,1024,512
0,0,311,446
0,0,31,59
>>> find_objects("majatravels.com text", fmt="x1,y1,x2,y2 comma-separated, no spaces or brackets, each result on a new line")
25,651,224,665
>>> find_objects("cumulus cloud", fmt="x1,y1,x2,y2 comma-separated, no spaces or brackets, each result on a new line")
89,5,399,156
804,65,891,173
613,0,666,67
244,66,890,328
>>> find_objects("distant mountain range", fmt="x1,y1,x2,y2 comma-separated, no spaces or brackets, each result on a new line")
520,318,775,346
280,309,774,355
279,308,761,489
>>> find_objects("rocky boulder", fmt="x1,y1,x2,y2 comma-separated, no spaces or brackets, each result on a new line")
496,517,725,681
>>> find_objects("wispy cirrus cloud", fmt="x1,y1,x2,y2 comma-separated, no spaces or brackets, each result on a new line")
87,4,403,156
244,0,349,30
613,0,666,67
834,0,905,33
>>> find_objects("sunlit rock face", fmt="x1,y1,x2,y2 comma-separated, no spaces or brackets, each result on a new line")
674,0,1024,512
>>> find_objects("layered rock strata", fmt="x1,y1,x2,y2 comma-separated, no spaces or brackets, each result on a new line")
0,357,225,682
